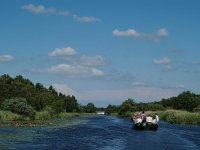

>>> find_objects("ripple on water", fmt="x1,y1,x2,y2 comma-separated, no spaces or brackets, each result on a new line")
0,116,200,150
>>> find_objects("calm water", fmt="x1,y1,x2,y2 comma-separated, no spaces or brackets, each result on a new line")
0,115,200,150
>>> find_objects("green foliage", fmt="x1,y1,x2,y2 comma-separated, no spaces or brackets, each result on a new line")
42,106,55,117
0,74,80,116
35,111,51,120
51,100,65,113
1,98,36,120
105,104,119,115
83,103,96,113
176,91,200,111
118,98,136,116
161,110,200,125
64,95,79,112
0,111,23,121
160,91,200,112
193,105,200,112
136,102,165,111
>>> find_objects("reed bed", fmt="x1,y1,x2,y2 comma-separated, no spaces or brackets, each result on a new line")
35,111,51,120
0,111,23,121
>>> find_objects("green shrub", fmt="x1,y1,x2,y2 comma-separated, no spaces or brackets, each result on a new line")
1,98,36,120
42,106,55,117
35,111,51,120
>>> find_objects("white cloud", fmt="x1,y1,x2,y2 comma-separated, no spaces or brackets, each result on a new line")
22,4,102,23
176,84,185,89
49,64,104,77
32,64,104,78
49,47,77,57
113,28,168,42
0,55,14,61
52,83,79,97
113,29,140,37
153,57,171,65
22,4,70,16
153,57,174,72
157,28,168,36
80,55,107,66
73,15,100,22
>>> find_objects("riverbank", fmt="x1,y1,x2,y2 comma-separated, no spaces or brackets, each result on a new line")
125,110,200,125
1,115,200,150
0,111,96,127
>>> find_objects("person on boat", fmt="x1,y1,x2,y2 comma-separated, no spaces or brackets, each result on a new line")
141,111,146,123
131,113,134,123
155,113,159,123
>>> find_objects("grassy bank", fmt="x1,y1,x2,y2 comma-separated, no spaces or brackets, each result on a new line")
0,111,28,121
157,110,200,125
127,110,200,125
58,112,96,118
0,110,96,127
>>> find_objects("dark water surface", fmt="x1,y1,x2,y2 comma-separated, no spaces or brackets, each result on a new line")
0,115,200,150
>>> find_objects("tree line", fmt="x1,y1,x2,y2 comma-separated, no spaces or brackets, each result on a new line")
1,74,200,120
105,91,200,116
0,74,96,120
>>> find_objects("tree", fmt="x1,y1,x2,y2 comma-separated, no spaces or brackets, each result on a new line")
105,104,119,115
65,95,78,112
174,91,200,111
0,74,14,104
118,98,136,116
84,103,96,113
51,100,65,113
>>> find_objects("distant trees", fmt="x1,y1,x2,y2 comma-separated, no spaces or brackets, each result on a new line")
1,74,200,120
160,91,200,112
83,103,96,113
117,91,200,117
0,74,87,117
118,99,136,116
105,104,119,115
136,102,164,111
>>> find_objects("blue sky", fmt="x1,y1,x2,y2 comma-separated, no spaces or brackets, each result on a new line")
1,0,200,106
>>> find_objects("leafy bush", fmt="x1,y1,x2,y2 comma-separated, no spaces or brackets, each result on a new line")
35,111,51,120
43,106,55,117
83,103,96,113
51,100,65,113
1,98,36,120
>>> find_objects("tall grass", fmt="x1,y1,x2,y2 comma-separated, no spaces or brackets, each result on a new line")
0,111,23,121
164,110,200,125
35,111,51,120
127,110,200,125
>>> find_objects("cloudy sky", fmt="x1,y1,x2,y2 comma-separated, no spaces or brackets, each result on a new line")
1,0,200,106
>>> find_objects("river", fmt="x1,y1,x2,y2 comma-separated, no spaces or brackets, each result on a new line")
0,115,200,150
